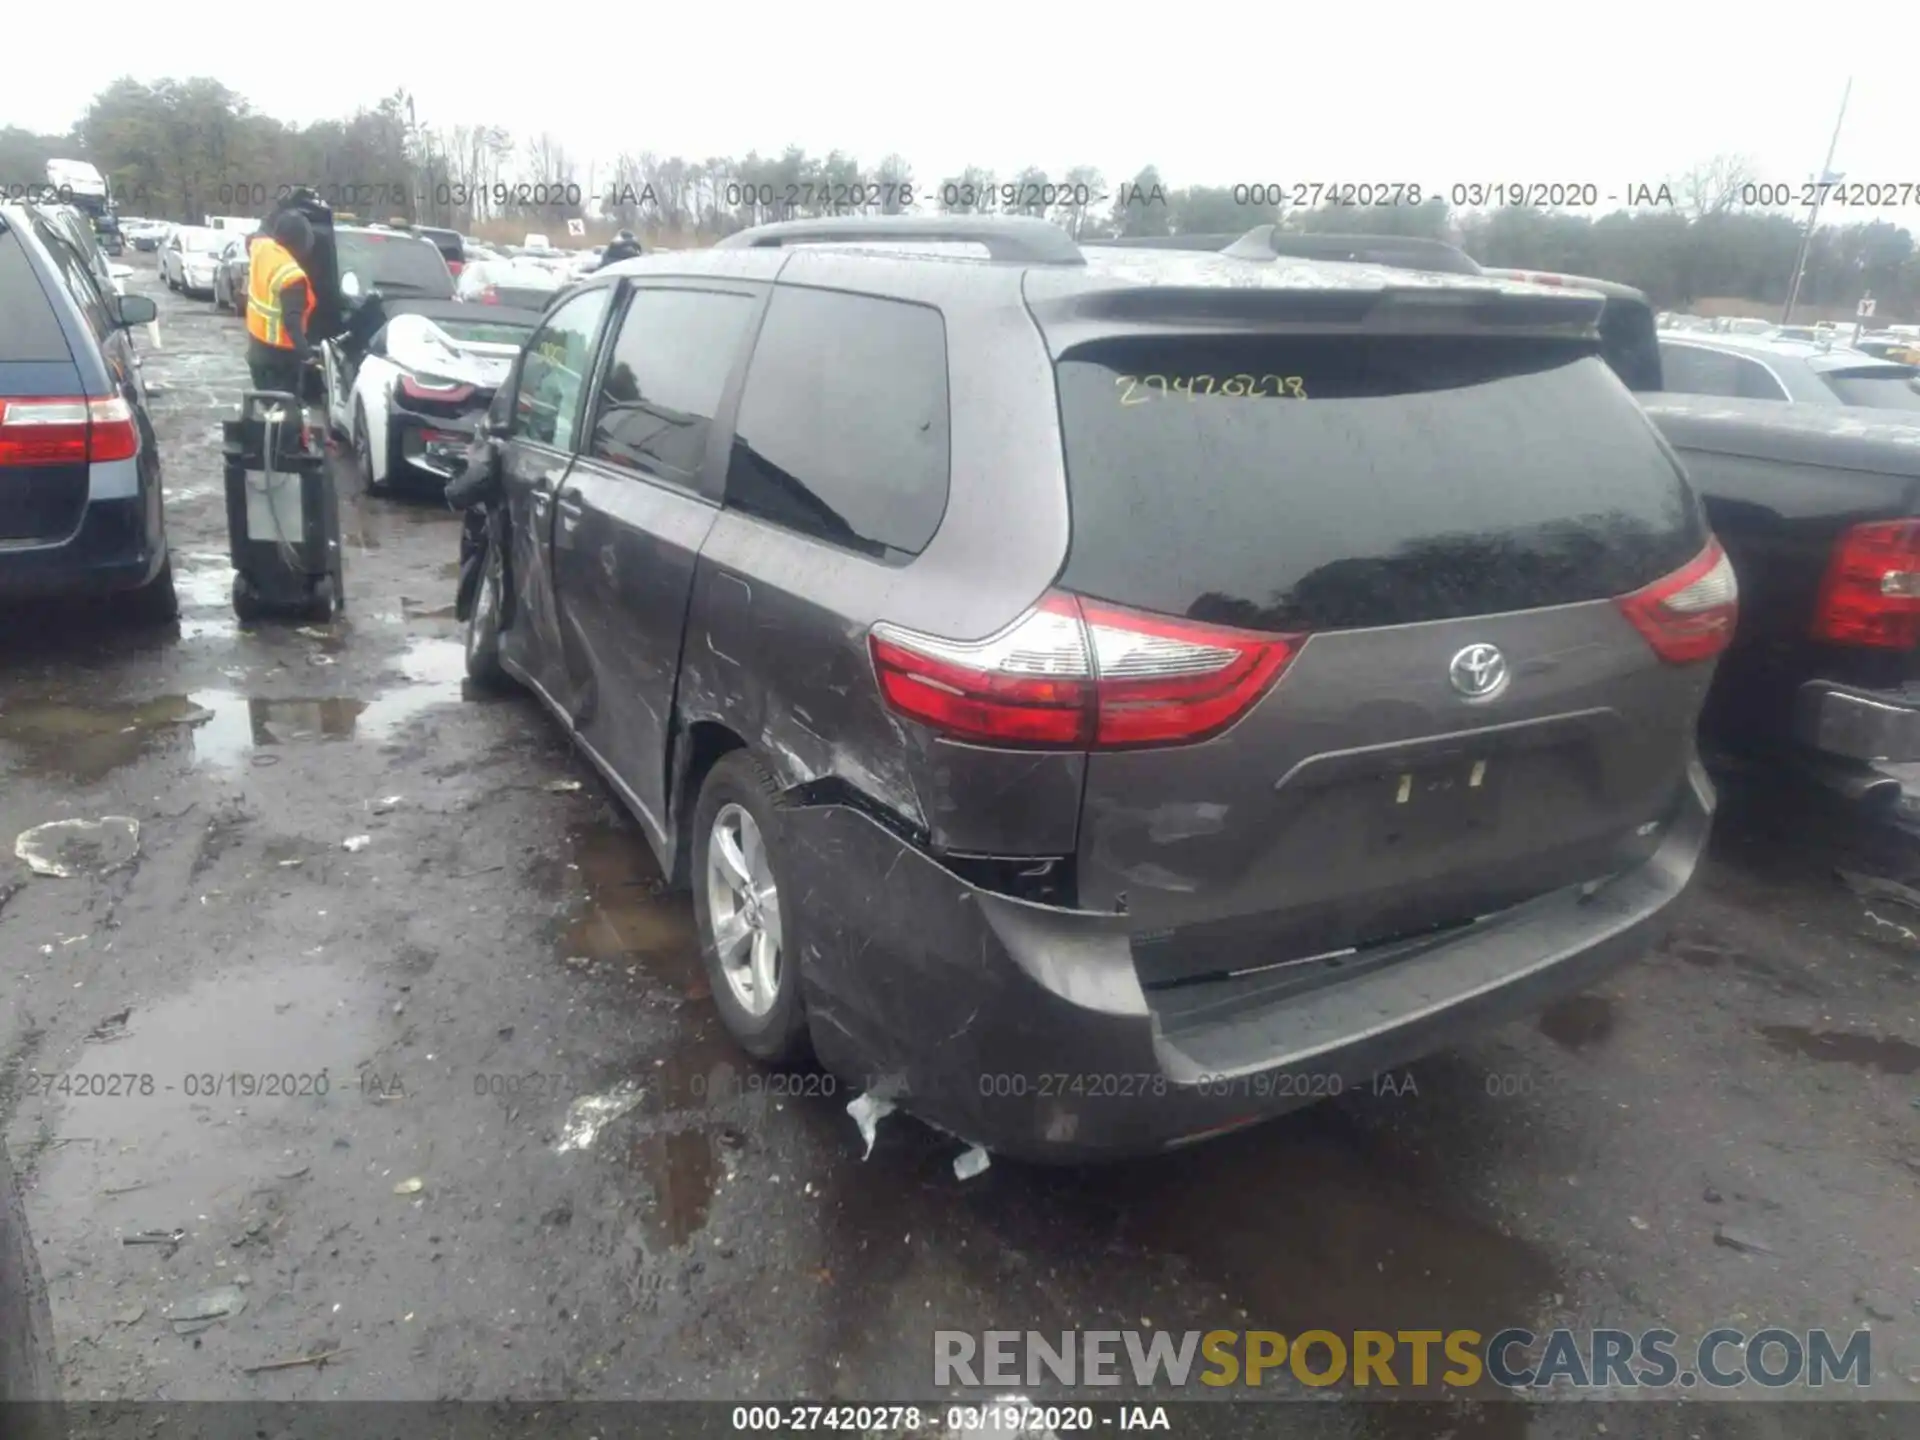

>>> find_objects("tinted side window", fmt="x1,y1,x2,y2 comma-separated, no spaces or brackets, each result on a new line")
33,217,109,339
1658,343,1743,397
0,232,73,362
512,287,612,448
588,287,756,486
1733,357,1789,401
724,287,949,560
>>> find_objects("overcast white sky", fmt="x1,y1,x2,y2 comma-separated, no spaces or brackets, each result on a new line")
11,3,1920,221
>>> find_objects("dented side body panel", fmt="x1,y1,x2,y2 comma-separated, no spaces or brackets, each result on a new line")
681,258,1085,850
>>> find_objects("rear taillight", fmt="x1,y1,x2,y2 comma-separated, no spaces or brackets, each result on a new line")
477,285,499,305
1811,520,1920,649
448,260,464,278
400,375,476,404
869,591,1302,749
1615,538,1738,663
0,395,138,467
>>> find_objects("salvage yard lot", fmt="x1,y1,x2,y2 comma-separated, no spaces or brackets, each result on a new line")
2,260,1918,1435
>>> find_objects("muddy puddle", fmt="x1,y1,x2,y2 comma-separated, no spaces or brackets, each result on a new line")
547,817,740,1250
1758,1025,1920,1075
21,960,384,1240
0,639,478,781
1536,993,1616,1050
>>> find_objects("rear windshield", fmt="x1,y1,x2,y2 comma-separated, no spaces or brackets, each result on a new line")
437,317,536,345
0,231,71,362
1054,336,1705,632
337,232,453,298
1822,369,1920,412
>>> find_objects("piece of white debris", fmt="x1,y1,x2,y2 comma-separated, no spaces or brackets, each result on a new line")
15,816,141,879
392,1177,425,1195
542,779,583,794
369,795,404,815
953,1145,991,1181
846,1092,896,1160
556,1080,646,1153
342,835,372,853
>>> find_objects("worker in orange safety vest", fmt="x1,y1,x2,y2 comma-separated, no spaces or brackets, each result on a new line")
245,210,319,397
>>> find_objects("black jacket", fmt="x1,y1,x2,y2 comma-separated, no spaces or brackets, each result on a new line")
600,238,643,266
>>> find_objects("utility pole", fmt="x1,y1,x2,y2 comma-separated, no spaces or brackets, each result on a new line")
1782,77,1852,325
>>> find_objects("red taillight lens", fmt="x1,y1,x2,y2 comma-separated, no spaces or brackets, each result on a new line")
0,395,138,467
1812,520,1920,649
1615,538,1739,663
869,591,1301,749
478,285,499,305
400,375,476,404
448,260,464,277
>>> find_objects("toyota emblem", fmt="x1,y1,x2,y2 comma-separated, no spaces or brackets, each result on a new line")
1449,643,1509,700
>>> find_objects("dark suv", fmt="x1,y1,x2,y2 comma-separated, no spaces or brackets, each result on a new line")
468,215,1731,1159
0,203,173,620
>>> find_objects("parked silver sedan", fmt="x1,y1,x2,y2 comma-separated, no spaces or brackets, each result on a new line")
1657,332,1920,413
158,226,223,295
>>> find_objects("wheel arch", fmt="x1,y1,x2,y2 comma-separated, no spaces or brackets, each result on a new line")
667,718,749,888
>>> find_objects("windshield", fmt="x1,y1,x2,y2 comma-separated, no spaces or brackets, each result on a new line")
1822,369,1920,412
336,230,454,297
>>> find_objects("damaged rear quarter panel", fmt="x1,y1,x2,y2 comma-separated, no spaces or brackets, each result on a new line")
680,269,1078,851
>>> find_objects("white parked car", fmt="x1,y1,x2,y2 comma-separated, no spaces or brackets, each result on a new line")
159,226,223,294
320,226,541,493
454,257,567,310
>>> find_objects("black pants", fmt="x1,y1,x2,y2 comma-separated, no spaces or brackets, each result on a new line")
246,344,303,399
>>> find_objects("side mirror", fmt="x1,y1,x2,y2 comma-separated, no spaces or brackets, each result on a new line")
114,294,157,327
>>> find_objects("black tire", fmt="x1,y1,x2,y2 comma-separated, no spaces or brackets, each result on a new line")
464,536,510,688
352,404,384,496
0,1144,63,1427
308,575,337,623
119,554,178,625
232,572,266,623
691,752,812,1065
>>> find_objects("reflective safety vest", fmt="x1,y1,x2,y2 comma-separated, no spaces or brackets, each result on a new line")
246,237,316,349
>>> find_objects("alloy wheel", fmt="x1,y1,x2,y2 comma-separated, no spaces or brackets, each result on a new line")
705,803,782,1017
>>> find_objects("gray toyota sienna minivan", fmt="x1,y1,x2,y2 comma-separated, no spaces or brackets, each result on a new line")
467,216,1734,1159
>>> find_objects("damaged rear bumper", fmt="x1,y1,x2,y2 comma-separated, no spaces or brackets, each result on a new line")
782,763,1714,1162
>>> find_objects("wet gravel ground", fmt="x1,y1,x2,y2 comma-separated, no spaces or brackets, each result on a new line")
2,260,1918,1438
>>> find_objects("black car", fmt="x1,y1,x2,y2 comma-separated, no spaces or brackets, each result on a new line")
0,203,173,620
458,215,1723,1160
1645,395,1920,802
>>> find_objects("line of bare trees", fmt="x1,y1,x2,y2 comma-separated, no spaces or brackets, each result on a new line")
2,81,1916,314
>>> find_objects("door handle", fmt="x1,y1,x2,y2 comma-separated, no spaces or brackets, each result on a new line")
556,492,585,533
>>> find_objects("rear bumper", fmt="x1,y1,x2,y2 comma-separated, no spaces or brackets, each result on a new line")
0,497,162,600
392,402,488,482
1793,679,1920,763
784,762,1714,1161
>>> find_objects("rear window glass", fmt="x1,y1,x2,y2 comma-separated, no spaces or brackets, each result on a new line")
1823,370,1920,412
1055,336,1705,632
436,318,535,345
0,231,73,361
337,232,453,298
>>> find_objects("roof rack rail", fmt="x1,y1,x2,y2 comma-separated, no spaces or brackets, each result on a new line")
1222,227,1485,276
1084,234,1240,252
715,215,1084,265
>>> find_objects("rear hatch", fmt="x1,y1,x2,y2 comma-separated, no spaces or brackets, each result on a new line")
0,225,89,544
1038,286,1721,987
